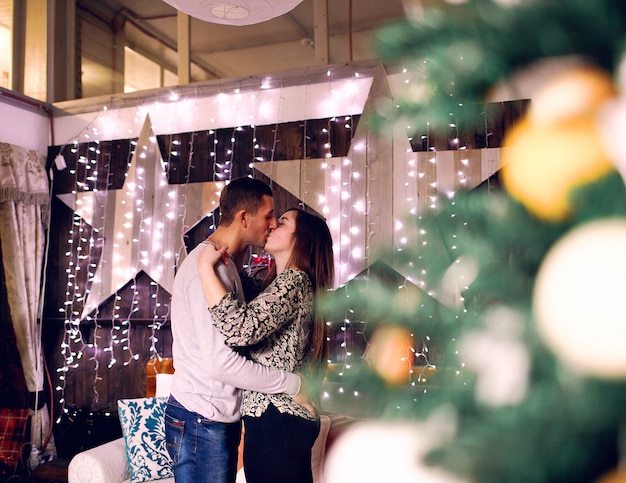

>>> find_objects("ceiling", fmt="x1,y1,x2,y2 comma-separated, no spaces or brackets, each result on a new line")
78,0,411,83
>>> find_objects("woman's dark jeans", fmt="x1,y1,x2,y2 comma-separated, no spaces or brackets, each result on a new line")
242,403,320,483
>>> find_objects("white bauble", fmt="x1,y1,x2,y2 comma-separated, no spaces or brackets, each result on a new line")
324,416,466,483
533,219,626,378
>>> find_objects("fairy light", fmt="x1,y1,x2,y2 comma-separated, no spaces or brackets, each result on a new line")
149,279,170,358
56,134,109,417
83,135,110,404
54,102,186,412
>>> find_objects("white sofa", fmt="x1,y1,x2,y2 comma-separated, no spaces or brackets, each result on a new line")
67,413,359,483
67,436,168,483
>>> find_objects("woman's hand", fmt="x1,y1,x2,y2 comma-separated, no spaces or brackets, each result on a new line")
197,242,229,306
199,242,229,269
291,374,318,419
293,392,318,419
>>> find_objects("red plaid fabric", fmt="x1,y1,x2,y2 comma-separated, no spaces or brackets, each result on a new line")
0,408,29,468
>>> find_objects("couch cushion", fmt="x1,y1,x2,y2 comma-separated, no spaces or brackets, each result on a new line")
117,397,173,483
68,437,130,483
311,415,331,483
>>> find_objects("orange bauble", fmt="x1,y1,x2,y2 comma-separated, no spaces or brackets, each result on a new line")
596,469,626,483
501,115,614,221
500,66,617,222
365,325,415,385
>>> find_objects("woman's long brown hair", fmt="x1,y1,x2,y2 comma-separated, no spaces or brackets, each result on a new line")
284,208,335,379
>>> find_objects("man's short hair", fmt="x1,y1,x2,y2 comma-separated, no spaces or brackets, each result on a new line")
219,177,273,226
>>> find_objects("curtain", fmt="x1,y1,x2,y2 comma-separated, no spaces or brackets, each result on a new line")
0,142,55,456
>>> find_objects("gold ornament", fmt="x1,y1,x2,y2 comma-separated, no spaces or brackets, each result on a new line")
596,468,626,483
501,115,613,221
500,67,617,222
365,325,415,385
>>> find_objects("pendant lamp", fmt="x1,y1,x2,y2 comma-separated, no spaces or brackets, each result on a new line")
161,0,305,26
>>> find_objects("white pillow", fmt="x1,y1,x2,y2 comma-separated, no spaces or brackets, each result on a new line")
117,397,173,483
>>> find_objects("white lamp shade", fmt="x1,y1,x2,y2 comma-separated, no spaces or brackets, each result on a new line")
162,0,305,26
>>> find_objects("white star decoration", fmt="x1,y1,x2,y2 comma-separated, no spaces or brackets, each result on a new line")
61,114,221,318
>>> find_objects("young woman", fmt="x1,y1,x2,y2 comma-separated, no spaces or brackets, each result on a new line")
197,208,334,483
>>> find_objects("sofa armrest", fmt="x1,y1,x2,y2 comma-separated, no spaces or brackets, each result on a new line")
67,437,130,483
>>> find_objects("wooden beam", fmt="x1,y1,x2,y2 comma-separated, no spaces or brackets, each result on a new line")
112,25,126,94
313,0,328,65
23,0,48,101
11,0,26,93
177,11,190,85
49,0,78,101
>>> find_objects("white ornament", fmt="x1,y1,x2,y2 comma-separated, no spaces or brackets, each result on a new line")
458,313,530,407
533,219,626,378
325,412,466,483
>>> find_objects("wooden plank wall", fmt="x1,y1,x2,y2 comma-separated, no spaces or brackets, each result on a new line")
34,99,528,456
78,5,122,98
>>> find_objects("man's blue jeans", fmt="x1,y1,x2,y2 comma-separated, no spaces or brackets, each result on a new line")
165,395,242,483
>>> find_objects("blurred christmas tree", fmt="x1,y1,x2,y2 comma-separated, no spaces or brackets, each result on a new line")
323,1,626,482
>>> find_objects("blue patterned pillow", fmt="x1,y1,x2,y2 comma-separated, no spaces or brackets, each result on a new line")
117,397,173,482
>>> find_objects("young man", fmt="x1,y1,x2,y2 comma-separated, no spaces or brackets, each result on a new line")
165,177,302,483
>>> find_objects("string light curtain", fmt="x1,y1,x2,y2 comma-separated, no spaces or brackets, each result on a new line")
47,63,518,416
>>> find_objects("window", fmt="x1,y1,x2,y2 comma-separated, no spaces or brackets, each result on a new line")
124,47,177,93
0,2,11,89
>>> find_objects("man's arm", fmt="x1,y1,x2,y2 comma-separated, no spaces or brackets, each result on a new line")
193,247,314,414
190,261,301,396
